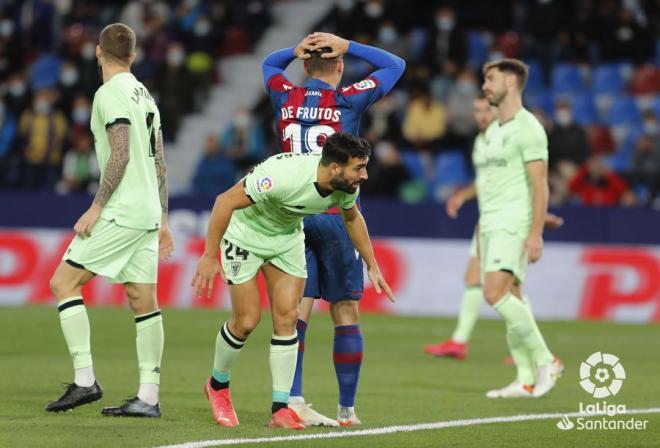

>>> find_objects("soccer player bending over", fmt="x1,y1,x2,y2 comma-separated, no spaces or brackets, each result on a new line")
192,133,395,429
46,23,173,416
476,59,563,398
262,31,404,427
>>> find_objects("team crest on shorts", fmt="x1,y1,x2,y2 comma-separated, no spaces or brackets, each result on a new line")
230,262,241,277
255,176,273,193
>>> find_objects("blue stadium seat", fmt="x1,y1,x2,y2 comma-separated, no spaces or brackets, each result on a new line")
524,90,554,116
592,64,625,95
429,150,470,201
570,93,598,125
525,60,546,92
467,32,489,70
605,95,641,126
610,127,642,172
551,64,585,95
433,150,470,185
399,150,426,180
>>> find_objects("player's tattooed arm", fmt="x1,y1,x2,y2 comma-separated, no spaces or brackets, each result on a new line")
154,128,169,214
93,123,130,208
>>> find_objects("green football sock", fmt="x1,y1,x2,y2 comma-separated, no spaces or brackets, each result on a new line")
451,286,483,343
506,325,535,385
494,293,554,373
270,333,298,405
58,296,93,370
212,321,245,384
522,295,554,367
135,310,164,385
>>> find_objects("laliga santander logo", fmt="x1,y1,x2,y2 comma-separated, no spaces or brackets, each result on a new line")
255,176,273,193
579,352,626,398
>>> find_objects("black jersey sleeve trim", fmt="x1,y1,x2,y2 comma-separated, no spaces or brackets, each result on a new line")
105,117,131,129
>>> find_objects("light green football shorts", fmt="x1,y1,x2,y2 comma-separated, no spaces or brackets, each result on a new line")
468,227,479,258
63,218,158,284
478,230,528,284
221,237,306,285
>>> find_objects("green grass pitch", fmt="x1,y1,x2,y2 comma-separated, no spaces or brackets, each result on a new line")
0,306,658,447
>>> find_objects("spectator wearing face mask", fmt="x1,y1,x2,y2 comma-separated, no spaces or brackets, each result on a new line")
425,5,467,71
158,42,193,141
69,94,92,136
549,100,589,170
5,72,31,115
376,21,408,60
18,89,69,190
548,102,591,205
78,39,102,97
58,61,81,116
446,68,479,154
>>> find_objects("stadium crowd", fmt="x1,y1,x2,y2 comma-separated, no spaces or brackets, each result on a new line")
1,0,659,207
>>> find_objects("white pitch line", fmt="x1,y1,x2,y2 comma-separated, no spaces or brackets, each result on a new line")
154,407,660,448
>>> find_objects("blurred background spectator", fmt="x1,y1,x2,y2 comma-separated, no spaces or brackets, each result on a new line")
192,133,238,198
569,154,630,206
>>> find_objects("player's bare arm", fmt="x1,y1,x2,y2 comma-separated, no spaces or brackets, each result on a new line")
192,181,254,298
525,160,549,263
446,183,477,219
154,128,174,260
73,123,130,238
340,205,395,302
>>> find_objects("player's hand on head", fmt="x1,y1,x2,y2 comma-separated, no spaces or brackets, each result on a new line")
73,204,101,239
158,226,174,261
367,266,396,303
524,233,543,264
308,32,349,58
294,35,316,59
192,254,222,298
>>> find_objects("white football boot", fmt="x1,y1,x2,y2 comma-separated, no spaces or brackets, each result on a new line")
533,357,564,397
288,396,339,427
337,405,362,426
486,380,535,398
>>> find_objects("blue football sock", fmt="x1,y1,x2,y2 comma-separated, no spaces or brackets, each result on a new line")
289,319,307,398
333,324,363,407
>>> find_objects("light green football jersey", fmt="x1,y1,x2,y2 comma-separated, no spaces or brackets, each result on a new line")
91,72,161,230
473,108,548,234
225,152,358,255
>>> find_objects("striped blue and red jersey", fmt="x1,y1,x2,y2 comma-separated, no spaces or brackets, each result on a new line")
262,41,405,155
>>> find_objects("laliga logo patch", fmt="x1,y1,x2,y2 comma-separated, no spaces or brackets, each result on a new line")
352,79,376,90
579,352,626,398
255,176,273,193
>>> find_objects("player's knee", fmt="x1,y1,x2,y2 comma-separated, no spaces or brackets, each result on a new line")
275,306,299,327
49,275,64,299
50,273,75,300
232,314,260,338
483,285,505,306
330,300,359,326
